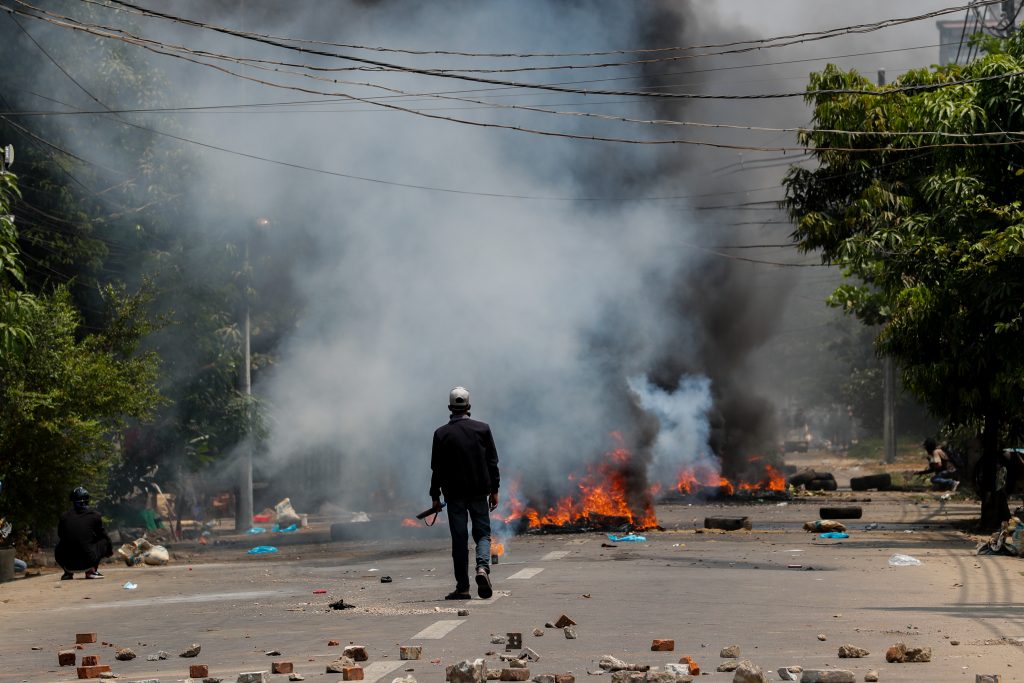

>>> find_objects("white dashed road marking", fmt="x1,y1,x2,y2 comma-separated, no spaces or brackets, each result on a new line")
507,567,544,580
540,550,569,561
412,619,466,639
364,661,405,682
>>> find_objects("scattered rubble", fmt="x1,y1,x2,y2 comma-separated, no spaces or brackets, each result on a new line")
554,615,576,628
519,647,541,662
271,662,294,674
731,661,765,683
884,642,931,663
816,635,827,642
491,636,507,645
343,667,365,681
237,672,269,683
716,661,740,673
500,670,531,682
837,645,869,658
651,640,674,652
449,659,485,683
289,674,305,682
563,628,577,640
676,656,699,676
976,676,1002,683
114,647,135,661
533,629,545,637
598,655,649,673
180,643,201,658
864,672,878,682
719,645,741,659
327,656,357,673
799,671,855,683
459,610,471,617
58,649,76,666
803,521,846,533
190,664,210,678
76,633,98,644
400,646,423,660
343,645,369,662
264,649,281,656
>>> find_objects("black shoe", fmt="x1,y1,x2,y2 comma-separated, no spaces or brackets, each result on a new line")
60,571,73,580
84,569,104,579
475,568,493,599
444,589,472,600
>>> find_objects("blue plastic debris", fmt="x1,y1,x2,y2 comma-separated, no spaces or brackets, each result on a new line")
272,523,298,533
247,527,267,534
819,531,850,539
247,545,279,555
607,533,646,542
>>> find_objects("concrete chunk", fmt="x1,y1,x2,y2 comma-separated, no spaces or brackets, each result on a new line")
449,659,485,683
500,670,531,682
799,671,855,683
400,646,423,660
343,645,369,662
237,673,269,683
837,645,869,658
731,660,766,683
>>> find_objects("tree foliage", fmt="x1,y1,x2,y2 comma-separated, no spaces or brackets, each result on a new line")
785,34,1024,526
0,169,162,532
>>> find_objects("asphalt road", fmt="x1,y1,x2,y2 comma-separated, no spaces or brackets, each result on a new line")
2,492,1023,683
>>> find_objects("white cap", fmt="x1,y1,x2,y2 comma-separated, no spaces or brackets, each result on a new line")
449,386,470,410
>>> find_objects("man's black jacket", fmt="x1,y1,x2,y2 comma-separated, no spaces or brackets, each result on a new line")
54,507,113,571
430,414,499,501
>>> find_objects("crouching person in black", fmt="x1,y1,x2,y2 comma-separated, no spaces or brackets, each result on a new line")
55,487,112,579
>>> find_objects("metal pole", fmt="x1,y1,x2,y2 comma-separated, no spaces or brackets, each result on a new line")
878,67,897,466
236,237,254,531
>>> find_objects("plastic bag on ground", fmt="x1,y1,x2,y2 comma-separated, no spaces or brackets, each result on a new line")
607,533,646,542
819,531,850,539
143,545,169,565
247,545,278,555
274,498,301,527
889,553,922,566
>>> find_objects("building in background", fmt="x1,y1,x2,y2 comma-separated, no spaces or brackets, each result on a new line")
938,0,1020,65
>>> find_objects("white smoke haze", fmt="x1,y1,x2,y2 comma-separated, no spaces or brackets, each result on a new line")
627,374,716,484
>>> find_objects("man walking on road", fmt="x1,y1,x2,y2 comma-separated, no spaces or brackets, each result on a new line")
430,386,499,600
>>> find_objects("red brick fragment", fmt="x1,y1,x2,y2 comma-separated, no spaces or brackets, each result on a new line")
553,615,576,628
678,656,700,676
75,634,97,644
651,639,674,652
328,639,341,646
342,666,364,680
76,664,111,679
272,661,294,674
58,650,76,667
81,655,100,666
189,664,209,678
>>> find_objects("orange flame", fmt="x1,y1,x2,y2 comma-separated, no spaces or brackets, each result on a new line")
498,434,658,530
676,457,786,495
492,542,505,556
401,518,419,528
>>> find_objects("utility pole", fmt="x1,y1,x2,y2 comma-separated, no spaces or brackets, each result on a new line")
1005,0,1018,31
235,234,254,532
876,68,897,465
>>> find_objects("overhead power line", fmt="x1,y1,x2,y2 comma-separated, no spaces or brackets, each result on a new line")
92,0,997,69
7,0,1022,103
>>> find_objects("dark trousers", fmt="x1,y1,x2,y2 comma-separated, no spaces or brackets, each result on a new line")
446,497,491,590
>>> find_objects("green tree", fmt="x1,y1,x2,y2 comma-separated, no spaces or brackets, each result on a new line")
784,36,1024,528
0,165,162,533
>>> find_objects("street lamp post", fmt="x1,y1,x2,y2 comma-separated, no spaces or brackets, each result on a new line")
235,217,269,532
